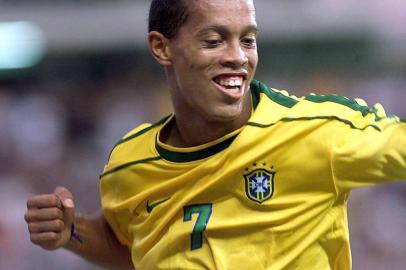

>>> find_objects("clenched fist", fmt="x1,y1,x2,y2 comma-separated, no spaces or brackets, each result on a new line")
24,187,75,250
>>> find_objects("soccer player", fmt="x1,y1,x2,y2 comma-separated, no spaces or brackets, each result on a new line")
24,0,406,269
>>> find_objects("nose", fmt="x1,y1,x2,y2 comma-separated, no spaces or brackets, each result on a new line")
221,41,248,68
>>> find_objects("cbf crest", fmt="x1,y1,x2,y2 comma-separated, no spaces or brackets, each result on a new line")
244,169,275,203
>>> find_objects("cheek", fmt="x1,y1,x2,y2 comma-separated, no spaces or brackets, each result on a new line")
177,54,202,73
171,47,216,84
189,49,220,71
188,56,211,71
248,51,258,67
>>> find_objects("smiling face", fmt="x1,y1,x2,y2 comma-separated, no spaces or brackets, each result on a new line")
165,0,258,124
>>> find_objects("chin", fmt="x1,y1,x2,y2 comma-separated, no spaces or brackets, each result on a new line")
208,105,244,123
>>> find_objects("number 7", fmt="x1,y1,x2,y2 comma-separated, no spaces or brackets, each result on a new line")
183,203,212,250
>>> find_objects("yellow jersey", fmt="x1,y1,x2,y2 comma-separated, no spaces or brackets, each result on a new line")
100,80,406,270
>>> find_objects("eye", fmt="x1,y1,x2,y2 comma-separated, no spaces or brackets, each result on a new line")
241,37,257,48
203,39,223,48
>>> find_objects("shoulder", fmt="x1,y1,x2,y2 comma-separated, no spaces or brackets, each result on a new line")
106,114,171,164
251,80,397,131
115,114,171,148
250,80,300,110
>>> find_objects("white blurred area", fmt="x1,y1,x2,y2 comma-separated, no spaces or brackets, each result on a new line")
0,1,405,269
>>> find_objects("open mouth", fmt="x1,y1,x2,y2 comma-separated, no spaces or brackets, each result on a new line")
212,74,247,95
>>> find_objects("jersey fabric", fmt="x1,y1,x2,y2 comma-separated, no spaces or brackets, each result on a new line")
99,80,406,270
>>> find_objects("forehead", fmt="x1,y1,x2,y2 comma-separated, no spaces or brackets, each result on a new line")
185,0,256,30
189,0,255,11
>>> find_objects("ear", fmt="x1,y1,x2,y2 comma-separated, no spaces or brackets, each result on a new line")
148,31,172,66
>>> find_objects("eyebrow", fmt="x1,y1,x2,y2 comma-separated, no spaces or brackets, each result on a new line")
197,24,258,36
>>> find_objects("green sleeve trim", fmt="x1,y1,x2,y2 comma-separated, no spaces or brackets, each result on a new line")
305,94,374,117
115,114,172,148
156,134,238,163
247,116,382,132
100,156,162,179
250,80,299,108
107,114,172,161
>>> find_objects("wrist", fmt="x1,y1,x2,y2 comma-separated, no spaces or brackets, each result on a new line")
70,224,83,243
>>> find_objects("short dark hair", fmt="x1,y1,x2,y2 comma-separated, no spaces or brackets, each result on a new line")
148,0,190,39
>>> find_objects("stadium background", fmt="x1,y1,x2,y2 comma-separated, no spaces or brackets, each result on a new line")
0,0,405,269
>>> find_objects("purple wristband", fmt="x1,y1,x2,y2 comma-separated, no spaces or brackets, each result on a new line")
70,224,83,243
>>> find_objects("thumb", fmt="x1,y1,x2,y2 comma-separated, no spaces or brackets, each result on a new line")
54,187,75,226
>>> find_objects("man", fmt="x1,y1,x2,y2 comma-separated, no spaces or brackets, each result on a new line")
24,0,406,269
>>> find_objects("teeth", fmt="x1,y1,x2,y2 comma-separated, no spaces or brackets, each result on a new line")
217,78,243,87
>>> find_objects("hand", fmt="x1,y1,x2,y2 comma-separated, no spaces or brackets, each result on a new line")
24,187,75,250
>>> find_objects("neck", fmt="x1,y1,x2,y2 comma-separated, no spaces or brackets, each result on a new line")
162,96,252,148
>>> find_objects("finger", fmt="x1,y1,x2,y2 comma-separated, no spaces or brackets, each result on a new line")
54,187,73,204
30,232,62,245
27,195,61,209
24,208,64,222
28,220,65,234
54,187,75,226
62,200,75,227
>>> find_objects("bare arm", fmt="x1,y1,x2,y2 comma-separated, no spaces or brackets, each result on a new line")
24,187,133,270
